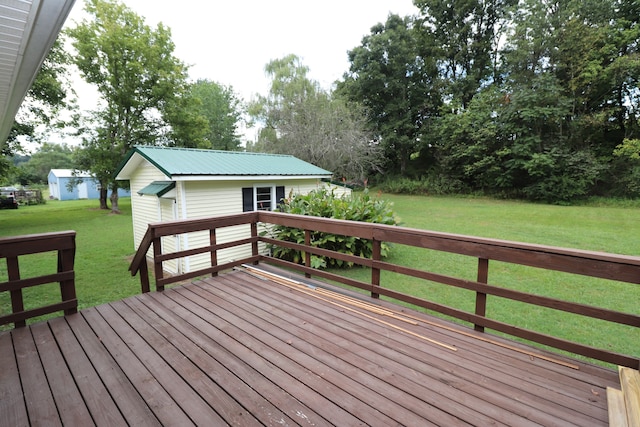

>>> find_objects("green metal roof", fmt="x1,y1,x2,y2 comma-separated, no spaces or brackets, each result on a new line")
137,181,176,197
115,146,333,179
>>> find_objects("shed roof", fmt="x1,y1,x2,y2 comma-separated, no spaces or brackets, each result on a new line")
115,146,333,180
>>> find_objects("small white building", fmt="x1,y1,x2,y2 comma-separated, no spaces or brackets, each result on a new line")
114,146,349,274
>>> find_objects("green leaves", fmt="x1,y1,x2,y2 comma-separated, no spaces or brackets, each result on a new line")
265,188,399,269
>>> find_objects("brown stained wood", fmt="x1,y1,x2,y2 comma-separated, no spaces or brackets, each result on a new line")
3,270,622,426
220,272,605,426
0,231,76,257
193,276,516,427
121,295,301,427
80,307,195,426
46,316,127,426
105,299,256,426
176,285,448,426
11,327,62,426
130,211,639,369
29,322,94,426
0,333,28,426
95,302,225,425
157,287,383,427
64,312,162,427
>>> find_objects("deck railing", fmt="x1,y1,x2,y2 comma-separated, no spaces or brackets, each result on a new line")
0,231,77,328
130,212,640,369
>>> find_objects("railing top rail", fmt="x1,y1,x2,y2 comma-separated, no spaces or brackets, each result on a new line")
257,211,640,267
0,231,76,258
148,211,259,237
0,230,76,244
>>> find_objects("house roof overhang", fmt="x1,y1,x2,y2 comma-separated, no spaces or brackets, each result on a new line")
0,0,76,146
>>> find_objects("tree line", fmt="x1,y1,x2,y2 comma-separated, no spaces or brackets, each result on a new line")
3,0,640,207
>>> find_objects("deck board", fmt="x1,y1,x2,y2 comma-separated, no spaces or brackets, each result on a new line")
0,268,619,426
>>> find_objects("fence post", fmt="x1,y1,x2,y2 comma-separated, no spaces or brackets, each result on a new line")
210,229,218,277
58,242,77,315
153,236,164,291
371,239,381,299
251,222,259,265
7,256,25,328
475,258,489,332
305,230,311,278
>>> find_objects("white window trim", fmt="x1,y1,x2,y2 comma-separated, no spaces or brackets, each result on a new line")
253,184,276,211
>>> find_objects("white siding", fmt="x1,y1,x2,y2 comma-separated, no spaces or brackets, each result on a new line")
127,169,349,276
180,179,333,272
128,161,169,250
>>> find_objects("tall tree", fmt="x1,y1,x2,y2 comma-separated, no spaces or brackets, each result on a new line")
12,143,76,185
1,37,76,181
189,79,243,150
414,0,516,108
68,0,192,212
338,14,441,176
249,55,382,180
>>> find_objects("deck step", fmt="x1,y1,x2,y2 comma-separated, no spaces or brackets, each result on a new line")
608,367,640,427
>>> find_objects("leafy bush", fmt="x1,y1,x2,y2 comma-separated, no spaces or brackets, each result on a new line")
378,175,467,195
265,188,399,268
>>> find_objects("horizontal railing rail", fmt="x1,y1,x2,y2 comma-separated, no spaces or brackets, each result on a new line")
129,211,640,368
0,231,77,328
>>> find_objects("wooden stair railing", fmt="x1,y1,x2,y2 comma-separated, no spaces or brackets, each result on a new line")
0,231,77,328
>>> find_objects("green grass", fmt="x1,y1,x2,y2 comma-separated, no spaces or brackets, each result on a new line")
330,194,640,365
0,197,140,326
1,194,638,365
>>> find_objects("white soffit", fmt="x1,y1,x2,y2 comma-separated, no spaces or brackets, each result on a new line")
0,0,76,145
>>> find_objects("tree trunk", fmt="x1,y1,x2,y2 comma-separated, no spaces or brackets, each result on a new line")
99,186,108,210
110,189,120,214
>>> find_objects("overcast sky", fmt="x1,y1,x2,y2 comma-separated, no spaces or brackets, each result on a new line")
64,0,419,116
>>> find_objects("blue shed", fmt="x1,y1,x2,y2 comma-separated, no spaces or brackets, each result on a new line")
48,169,130,200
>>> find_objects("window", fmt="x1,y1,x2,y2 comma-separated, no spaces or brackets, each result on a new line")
242,186,285,212
255,187,272,211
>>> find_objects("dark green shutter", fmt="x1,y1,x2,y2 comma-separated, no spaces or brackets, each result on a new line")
242,187,253,212
276,186,285,210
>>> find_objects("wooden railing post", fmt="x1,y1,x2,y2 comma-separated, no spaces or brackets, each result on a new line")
371,239,381,299
153,236,164,291
139,260,150,293
7,256,25,328
474,258,489,332
210,229,218,277
58,244,77,315
251,222,259,265
304,230,311,278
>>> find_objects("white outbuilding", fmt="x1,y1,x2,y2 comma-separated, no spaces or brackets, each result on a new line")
114,145,349,274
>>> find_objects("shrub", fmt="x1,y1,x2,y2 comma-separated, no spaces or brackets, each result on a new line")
265,188,399,269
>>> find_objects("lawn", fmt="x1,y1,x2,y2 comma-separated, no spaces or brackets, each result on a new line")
331,194,640,364
0,197,140,324
1,194,638,364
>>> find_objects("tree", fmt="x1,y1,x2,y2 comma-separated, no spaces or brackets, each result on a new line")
249,55,382,181
1,37,76,182
68,0,192,212
338,14,441,176
189,79,243,150
414,0,516,108
13,143,76,185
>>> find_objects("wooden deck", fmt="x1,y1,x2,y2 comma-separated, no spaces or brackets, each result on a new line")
1,268,621,426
